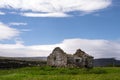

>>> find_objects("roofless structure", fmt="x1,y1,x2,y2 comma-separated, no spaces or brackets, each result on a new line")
47,47,94,68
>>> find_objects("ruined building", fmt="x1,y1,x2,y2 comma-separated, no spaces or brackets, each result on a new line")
47,47,94,68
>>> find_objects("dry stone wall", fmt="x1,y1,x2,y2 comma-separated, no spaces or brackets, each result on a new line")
47,47,94,68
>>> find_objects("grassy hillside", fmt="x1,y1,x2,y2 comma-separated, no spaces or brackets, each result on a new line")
0,67,120,80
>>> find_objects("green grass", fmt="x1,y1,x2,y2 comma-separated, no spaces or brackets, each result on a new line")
0,66,120,80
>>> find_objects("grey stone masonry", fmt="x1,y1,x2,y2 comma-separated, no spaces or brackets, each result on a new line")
47,47,94,68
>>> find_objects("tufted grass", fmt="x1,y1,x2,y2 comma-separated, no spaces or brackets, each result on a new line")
0,66,120,80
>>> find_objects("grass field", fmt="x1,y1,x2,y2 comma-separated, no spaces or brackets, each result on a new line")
0,66,120,80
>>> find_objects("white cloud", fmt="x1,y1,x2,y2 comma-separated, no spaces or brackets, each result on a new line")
0,0,112,17
9,22,27,26
0,42,24,49
21,12,70,17
0,38,120,59
0,22,20,40
0,11,5,15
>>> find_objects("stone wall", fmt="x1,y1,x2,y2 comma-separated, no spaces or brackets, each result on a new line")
47,47,94,68
0,58,47,69
47,47,67,67
73,49,94,68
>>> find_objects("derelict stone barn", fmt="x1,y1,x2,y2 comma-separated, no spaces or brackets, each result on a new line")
47,47,94,68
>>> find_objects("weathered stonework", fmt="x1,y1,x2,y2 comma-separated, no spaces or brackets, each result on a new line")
47,47,94,68
47,47,67,67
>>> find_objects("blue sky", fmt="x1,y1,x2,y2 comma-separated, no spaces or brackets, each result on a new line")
0,0,120,59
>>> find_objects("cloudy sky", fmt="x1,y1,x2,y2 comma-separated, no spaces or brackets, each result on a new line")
0,0,120,59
